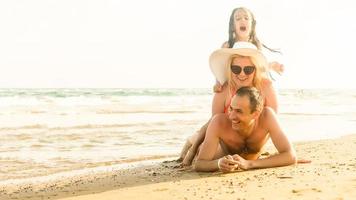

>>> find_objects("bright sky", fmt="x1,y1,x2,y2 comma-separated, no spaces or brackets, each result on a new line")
0,0,355,89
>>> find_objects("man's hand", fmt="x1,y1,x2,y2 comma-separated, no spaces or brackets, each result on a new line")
218,155,239,173
232,154,251,170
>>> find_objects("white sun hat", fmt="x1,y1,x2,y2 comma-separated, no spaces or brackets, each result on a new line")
209,41,268,85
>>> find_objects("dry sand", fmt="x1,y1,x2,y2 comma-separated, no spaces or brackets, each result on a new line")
1,134,356,200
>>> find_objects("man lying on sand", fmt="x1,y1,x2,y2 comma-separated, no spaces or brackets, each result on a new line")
194,86,297,172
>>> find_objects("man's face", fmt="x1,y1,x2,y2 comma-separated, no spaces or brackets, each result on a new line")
228,95,255,131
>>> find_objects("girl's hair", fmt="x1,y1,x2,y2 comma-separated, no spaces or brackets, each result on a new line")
226,55,267,96
227,7,280,53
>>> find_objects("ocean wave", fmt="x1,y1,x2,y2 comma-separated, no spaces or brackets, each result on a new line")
0,121,198,131
95,110,195,114
0,124,46,130
0,124,132,131
280,112,340,116
0,88,212,98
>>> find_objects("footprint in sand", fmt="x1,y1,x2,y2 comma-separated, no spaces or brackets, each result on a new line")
153,188,169,192
292,187,322,195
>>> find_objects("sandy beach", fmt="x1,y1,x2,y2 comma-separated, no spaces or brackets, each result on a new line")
3,0,356,199
0,134,355,200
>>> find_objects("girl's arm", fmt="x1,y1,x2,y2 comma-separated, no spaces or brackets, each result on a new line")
268,61,284,74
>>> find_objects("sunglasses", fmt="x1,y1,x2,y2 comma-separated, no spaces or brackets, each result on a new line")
230,65,255,75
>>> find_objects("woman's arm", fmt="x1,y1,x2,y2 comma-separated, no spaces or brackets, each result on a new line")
212,85,228,116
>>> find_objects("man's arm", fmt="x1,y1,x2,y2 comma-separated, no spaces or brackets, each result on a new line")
194,115,238,172
234,108,296,170
194,116,221,172
181,120,210,166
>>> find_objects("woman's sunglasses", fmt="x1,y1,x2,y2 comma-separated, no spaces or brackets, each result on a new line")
231,65,255,75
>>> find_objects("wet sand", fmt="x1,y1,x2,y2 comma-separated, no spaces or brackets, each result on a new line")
1,134,356,200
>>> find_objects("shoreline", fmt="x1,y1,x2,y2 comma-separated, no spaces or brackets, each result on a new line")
1,134,356,200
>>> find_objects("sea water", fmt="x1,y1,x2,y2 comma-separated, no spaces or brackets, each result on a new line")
0,88,355,181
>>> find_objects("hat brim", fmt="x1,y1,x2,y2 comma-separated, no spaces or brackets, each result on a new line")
209,48,268,85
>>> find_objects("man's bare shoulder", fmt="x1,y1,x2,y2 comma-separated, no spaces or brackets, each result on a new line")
211,113,230,124
210,113,230,131
259,107,277,125
261,106,276,115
